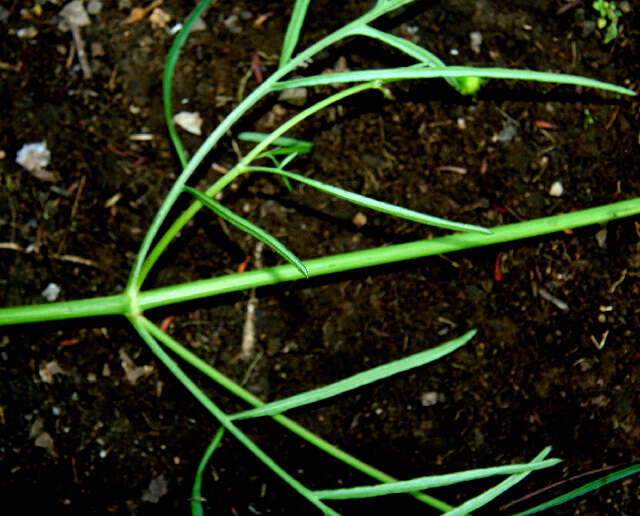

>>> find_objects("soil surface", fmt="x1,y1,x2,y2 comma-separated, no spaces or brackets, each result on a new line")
1,1,639,515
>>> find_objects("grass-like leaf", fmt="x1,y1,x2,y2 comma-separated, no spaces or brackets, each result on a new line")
279,0,311,69
230,330,475,420
183,186,309,278
238,131,313,153
163,0,216,168
273,66,637,96
510,463,640,516
354,25,461,91
246,166,492,234
442,447,553,516
315,459,561,500
191,427,225,516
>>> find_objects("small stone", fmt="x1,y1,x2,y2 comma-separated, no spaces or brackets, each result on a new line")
173,111,203,135
41,282,61,302
549,181,564,197
421,391,445,407
595,228,607,248
352,212,367,228
191,17,206,32
39,360,65,384
470,31,482,54
141,475,168,503
34,432,54,450
16,141,50,172
278,87,308,106
17,26,38,39
223,14,241,33
149,7,170,29
87,0,103,16
493,123,517,143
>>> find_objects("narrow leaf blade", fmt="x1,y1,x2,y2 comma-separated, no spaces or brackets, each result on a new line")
248,167,491,234
272,66,636,97
315,459,561,500
510,463,640,516
183,186,308,278
238,132,313,155
231,330,476,420
279,0,312,68
442,447,554,516
354,25,461,90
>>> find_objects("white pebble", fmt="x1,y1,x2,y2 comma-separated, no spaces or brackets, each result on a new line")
549,181,564,197
173,111,203,135
16,141,50,172
41,283,61,302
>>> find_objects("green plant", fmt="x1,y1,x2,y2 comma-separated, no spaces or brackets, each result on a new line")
2,0,638,514
592,0,623,43
583,107,598,128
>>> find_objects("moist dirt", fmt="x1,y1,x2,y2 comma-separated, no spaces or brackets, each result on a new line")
1,1,639,515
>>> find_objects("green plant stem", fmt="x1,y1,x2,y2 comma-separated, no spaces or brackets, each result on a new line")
132,316,340,516
191,426,225,516
128,0,423,292
3,197,639,327
143,317,453,512
0,293,129,326
163,0,218,169
137,82,381,287
137,197,640,311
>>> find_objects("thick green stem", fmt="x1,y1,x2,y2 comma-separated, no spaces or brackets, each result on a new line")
4,197,638,327
0,293,129,326
137,197,640,311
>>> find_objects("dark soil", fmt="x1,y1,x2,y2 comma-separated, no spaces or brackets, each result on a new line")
1,1,639,515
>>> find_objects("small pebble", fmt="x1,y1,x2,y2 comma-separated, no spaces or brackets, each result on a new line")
494,123,518,143
16,142,51,172
41,283,61,302
470,31,482,54
17,26,38,39
352,212,367,228
278,87,307,106
549,181,564,197
595,228,607,248
173,111,203,135
87,0,103,15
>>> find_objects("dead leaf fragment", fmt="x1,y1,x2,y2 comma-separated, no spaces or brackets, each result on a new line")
119,348,154,384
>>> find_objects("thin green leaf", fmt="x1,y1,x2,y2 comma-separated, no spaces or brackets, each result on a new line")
191,427,225,516
443,447,553,516
272,66,636,97
510,463,640,516
183,186,308,278
353,25,460,90
279,0,312,68
238,132,313,153
258,145,311,158
373,0,416,16
164,0,217,168
230,330,475,420
246,167,492,234
315,459,561,500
